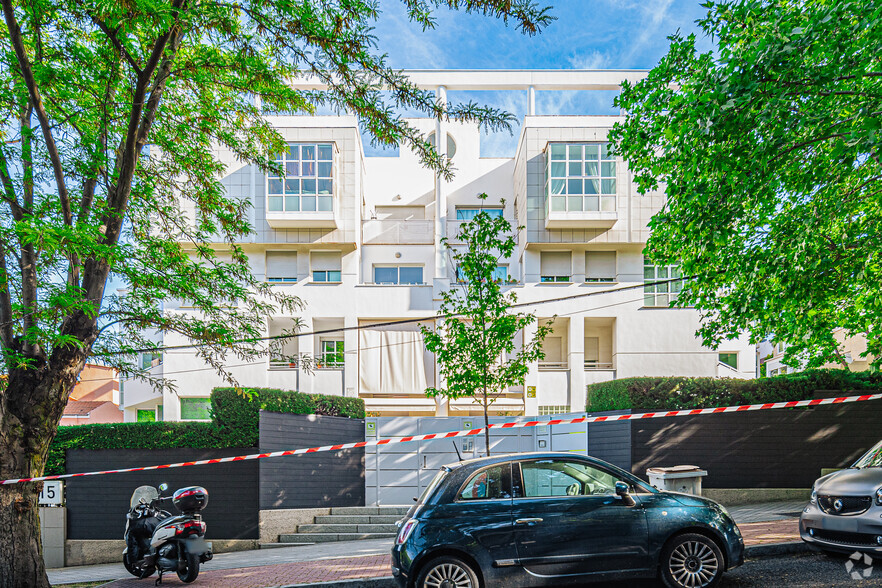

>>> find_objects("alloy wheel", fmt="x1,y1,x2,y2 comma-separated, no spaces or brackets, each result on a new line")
423,562,473,588
668,539,720,587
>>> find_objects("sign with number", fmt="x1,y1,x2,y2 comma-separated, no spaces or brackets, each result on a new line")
526,386,536,398
39,481,64,506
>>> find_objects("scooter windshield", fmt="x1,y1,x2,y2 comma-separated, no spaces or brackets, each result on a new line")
130,485,159,509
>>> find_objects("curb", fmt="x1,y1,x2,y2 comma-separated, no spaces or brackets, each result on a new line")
282,577,396,588
744,541,809,558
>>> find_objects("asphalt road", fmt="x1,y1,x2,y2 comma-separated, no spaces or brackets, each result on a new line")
600,552,882,587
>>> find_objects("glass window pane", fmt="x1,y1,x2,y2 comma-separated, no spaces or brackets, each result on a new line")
584,144,599,158
313,271,326,282
550,179,566,195
492,266,507,281
399,266,423,284
268,179,283,194
318,144,333,160
601,196,616,211
584,196,599,211
285,195,299,211
286,161,299,176
318,195,332,211
568,195,583,211
568,144,582,160
520,460,617,498
317,179,333,194
181,398,211,420
567,179,582,194
568,161,582,176
585,179,599,194
551,195,566,211
301,160,315,177
137,409,156,422
301,178,316,194
328,270,341,282
456,209,477,220
485,208,503,218
645,293,656,306
268,196,283,211
601,143,615,160
657,266,668,279
585,161,599,176
551,162,566,177
601,161,616,177
644,265,655,280
550,144,566,160
302,145,315,160
374,267,398,284
285,178,300,194
459,465,509,500
301,195,316,211
318,162,333,177
602,179,617,194
288,145,299,160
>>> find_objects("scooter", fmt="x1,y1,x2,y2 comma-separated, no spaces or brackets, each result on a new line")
123,482,213,584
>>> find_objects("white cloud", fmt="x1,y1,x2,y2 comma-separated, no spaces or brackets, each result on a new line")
568,50,612,70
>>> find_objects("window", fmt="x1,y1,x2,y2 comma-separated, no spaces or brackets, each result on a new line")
585,251,616,283
266,251,298,283
455,207,503,221
428,131,457,159
538,405,570,416
137,409,156,422
180,397,211,420
320,340,344,368
374,266,423,285
268,143,334,213
585,337,600,367
456,265,508,283
458,465,511,501
518,459,618,498
547,143,616,213
719,353,738,370
540,251,571,283
156,404,163,421
140,352,161,370
643,259,682,306
311,251,342,283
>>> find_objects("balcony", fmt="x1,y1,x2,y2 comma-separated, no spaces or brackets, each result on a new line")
266,207,337,229
362,219,434,245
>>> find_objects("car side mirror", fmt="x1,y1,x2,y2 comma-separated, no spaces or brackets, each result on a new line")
615,481,630,497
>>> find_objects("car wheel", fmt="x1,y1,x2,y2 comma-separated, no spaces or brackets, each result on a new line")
416,555,480,588
661,533,724,588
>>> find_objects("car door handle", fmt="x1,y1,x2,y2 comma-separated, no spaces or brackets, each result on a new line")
514,518,543,525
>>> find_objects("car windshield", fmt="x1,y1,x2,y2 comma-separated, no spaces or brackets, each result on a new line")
853,440,882,468
417,469,448,504
130,485,159,508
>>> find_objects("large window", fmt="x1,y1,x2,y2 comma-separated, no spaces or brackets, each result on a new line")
540,251,571,283
456,265,508,283
320,340,344,368
268,143,334,213
547,143,616,213
643,260,682,307
455,207,503,221
180,397,211,420
311,251,342,283
374,266,423,285
518,459,618,498
719,352,738,370
585,251,616,283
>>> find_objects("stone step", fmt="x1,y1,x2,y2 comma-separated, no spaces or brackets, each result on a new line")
259,542,314,549
330,506,410,516
298,523,399,534
314,515,403,525
279,532,397,544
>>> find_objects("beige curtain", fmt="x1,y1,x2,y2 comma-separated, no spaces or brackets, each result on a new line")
359,330,427,394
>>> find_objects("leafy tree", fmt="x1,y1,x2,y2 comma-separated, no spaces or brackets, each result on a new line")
0,1,552,584
422,196,551,455
610,0,882,370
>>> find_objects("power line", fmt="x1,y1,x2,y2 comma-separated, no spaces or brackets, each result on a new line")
90,276,690,357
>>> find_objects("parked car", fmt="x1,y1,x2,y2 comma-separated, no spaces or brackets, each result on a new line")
800,439,882,556
391,452,743,588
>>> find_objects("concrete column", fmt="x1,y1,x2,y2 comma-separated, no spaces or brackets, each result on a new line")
528,86,536,116
434,85,448,281
524,321,540,416
344,317,358,398
568,317,586,413
300,320,315,394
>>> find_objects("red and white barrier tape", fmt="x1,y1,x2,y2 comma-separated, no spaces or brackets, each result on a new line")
4,392,881,485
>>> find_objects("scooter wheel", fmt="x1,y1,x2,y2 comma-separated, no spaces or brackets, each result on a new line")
123,553,155,578
177,551,200,583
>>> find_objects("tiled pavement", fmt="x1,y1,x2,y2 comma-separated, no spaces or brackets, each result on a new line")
50,501,810,587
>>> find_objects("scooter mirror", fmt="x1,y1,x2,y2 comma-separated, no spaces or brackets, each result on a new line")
158,483,169,492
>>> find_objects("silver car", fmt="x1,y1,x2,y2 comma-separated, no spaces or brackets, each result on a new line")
800,440,882,556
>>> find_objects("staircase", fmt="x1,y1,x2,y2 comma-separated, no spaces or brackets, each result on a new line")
272,506,410,546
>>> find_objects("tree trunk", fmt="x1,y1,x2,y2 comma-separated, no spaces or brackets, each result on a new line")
0,359,85,588
483,387,490,457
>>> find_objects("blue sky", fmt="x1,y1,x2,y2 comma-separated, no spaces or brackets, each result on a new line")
363,0,713,156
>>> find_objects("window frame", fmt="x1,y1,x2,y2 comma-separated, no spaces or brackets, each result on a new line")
513,458,622,500
372,265,424,285
719,352,738,370
643,260,682,307
267,142,335,214
180,397,212,421
319,339,345,369
585,251,617,283
546,142,617,214
455,207,504,221
266,251,298,283
312,270,342,283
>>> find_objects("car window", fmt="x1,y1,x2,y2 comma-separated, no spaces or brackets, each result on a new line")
518,460,619,498
417,469,448,505
459,464,511,501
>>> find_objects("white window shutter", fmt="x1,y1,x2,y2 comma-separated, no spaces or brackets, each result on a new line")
311,251,341,271
586,251,616,280
266,251,298,278
540,251,571,276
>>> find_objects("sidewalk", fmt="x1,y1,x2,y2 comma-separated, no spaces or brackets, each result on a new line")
49,501,806,588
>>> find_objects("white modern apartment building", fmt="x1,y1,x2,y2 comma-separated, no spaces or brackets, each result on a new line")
121,70,754,423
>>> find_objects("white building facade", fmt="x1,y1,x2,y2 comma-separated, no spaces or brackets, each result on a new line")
121,70,755,423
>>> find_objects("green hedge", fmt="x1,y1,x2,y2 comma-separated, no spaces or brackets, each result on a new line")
586,369,882,413
47,387,364,475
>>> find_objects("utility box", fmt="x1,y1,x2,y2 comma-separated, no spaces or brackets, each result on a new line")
646,465,708,496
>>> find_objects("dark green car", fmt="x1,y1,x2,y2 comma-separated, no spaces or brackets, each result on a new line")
391,452,743,588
